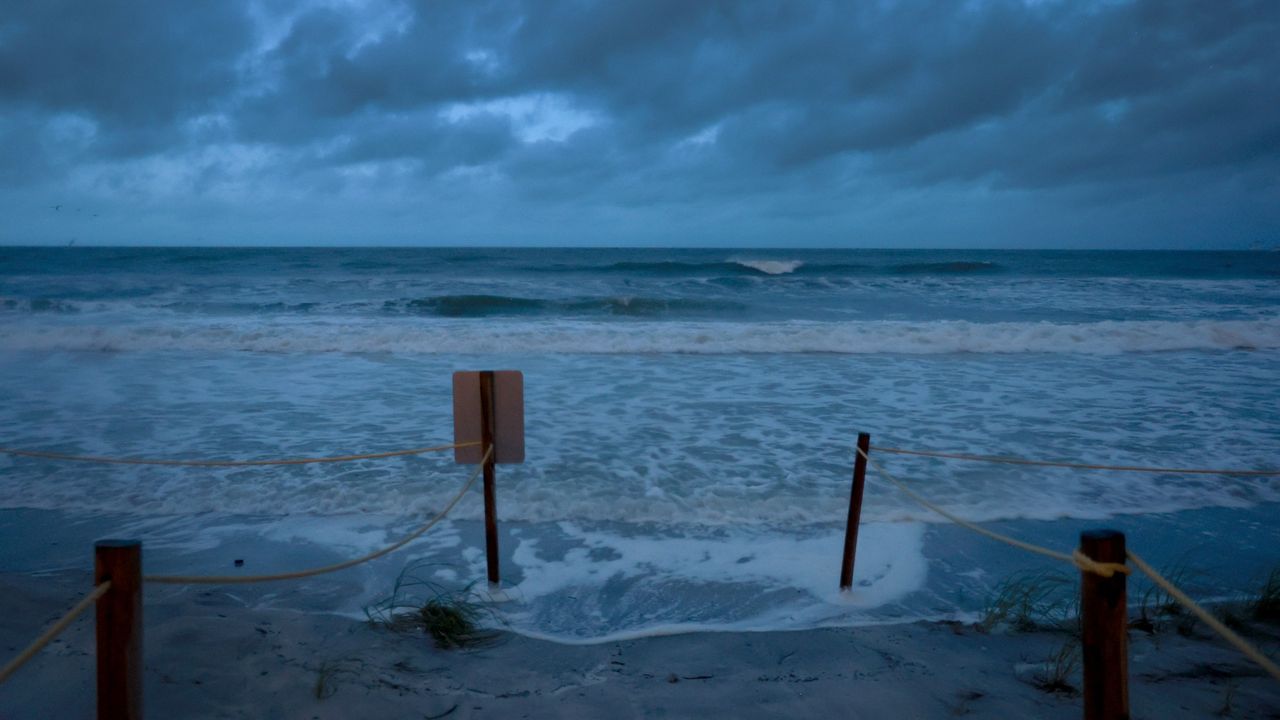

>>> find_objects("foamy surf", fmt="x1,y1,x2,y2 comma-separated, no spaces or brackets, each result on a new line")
730,258,805,275
497,522,928,641
3,247,1279,640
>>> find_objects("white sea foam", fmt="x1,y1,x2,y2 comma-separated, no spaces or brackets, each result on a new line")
4,249,1278,638
4,317,1278,354
731,258,805,274
496,521,929,641
3,343,1277,527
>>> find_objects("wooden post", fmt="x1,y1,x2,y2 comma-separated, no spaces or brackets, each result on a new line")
1080,529,1129,720
840,432,871,590
95,540,142,720
479,370,500,586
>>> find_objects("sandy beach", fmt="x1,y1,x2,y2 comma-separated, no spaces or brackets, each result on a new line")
2,569,1278,719
4,0,1280,712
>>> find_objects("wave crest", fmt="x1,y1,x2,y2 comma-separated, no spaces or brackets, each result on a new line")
541,259,813,276
731,259,805,275
382,294,745,318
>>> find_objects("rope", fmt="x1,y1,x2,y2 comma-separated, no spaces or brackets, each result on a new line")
856,446,1126,574
859,447,1277,683
1128,550,1280,683
1070,548,1129,578
0,581,111,685
0,441,477,467
144,446,492,585
870,445,1280,476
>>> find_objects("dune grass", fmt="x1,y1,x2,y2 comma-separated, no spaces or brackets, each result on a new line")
311,658,365,700
1033,638,1081,696
980,569,1075,633
1249,566,1280,622
1131,558,1202,636
365,559,499,649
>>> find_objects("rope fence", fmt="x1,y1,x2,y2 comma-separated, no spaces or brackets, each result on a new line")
871,444,1280,476
0,372,524,717
145,445,491,585
1127,551,1280,683
2,410,1278,719
0,438,490,694
855,447,1129,577
854,444,1280,686
0,581,111,685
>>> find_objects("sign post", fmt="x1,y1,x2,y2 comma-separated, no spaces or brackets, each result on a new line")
454,371,524,587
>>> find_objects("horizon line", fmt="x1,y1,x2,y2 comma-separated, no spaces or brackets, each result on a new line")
1,244,1272,253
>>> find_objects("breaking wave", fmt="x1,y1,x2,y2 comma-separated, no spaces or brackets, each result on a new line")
533,259,1005,277
539,259,845,276
729,259,805,275
384,294,746,318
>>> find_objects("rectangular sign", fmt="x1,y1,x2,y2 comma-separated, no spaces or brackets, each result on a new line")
453,370,525,464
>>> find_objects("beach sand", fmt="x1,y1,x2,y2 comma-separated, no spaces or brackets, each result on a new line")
2,571,1278,719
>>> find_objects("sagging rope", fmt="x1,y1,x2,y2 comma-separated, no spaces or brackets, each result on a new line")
144,445,491,585
856,446,1279,685
0,581,111,685
0,441,477,467
856,446,1128,577
0,448,489,684
1128,551,1280,683
871,445,1280,476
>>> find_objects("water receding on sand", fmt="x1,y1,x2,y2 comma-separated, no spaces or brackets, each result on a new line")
2,248,1278,640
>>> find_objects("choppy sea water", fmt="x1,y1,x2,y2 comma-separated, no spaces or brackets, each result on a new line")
2,247,1278,640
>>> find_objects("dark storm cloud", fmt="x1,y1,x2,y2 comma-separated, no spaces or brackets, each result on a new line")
234,0,1277,190
1,0,1277,246
0,1,255,157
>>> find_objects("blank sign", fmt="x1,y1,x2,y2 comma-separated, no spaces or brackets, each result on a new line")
453,370,525,464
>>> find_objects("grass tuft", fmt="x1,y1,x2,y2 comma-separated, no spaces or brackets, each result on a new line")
365,559,499,649
980,569,1074,633
312,658,364,700
1033,638,1080,696
419,596,490,649
1249,567,1280,622
1132,558,1201,635
1215,605,1249,632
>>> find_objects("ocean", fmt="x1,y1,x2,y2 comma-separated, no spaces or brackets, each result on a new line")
2,247,1278,641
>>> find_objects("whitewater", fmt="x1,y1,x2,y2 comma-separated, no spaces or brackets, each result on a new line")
2,247,1278,640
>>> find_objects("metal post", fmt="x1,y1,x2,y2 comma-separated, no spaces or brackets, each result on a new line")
840,432,871,590
1080,529,1129,720
95,540,142,720
479,370,500,586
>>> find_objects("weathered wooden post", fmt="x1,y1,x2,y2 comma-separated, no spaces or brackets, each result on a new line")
479,370,500,585
1080,529,1129,720
454,370,525,590
840,432,871,591
95,540,142,720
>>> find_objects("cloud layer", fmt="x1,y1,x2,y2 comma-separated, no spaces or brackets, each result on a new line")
1,0,1277,247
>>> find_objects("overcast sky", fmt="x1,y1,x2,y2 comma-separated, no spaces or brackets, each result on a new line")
1,0,1277,248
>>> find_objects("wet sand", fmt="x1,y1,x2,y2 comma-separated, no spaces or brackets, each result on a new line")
2,571,1278,719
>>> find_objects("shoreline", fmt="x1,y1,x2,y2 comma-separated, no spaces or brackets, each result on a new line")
3,571,1278,718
